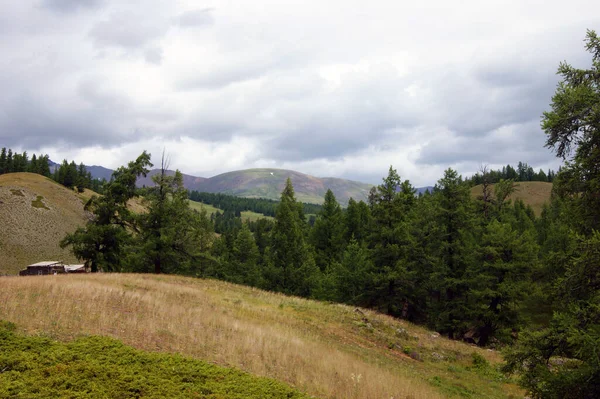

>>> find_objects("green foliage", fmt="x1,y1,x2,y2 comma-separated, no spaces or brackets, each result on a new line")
129,165,215,275
0,147,50,177
267,178,318,296
543,30,600,234
429,169,477,338
61,152,153,272
0,321,308,399
310,189,346,271
502,31,600,398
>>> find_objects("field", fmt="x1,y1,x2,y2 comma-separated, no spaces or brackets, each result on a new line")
0,274,523,399
470,181,552,216
188,199,273,222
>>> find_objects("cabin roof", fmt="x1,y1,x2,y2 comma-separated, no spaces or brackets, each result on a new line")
27,261,63,267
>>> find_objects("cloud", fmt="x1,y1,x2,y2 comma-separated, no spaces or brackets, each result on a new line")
89,12,168,50
176,8,214,28
41,0,104,13
2,0,600,186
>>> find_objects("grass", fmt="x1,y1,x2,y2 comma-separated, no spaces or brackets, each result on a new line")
0,320,308,399
31,195,50,210
0,173,90,275
470,181,552,216
188,200,273,222
0,274,523,399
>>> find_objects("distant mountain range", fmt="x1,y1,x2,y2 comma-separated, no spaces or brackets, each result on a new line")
78,163,433,205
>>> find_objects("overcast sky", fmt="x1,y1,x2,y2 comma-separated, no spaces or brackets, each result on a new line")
1,1,598,186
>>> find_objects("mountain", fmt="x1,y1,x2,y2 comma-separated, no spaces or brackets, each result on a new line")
85,165,114,181
0,173,90,275
136,169,207,190
83,164,442,206
193,168,372,205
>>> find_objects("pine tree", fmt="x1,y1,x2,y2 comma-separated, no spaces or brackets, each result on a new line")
467,221,537,346
429,168,477,338
6,149,13,173
503,30,600,398
310,189,346,271
0,148,6,174
367,166,416,316
345,198,371,243
267,178,318,296
61,152,152,272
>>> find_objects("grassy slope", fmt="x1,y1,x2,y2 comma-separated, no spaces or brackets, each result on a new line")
0,321,308,399
0,274,523,399
470,181,552,216
188,199,273,222
0,173,90,275
197,169,372,206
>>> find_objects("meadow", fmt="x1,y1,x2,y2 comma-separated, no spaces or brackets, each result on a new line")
0,274,523,398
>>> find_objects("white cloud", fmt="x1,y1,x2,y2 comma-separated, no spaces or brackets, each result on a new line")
1,0,599,185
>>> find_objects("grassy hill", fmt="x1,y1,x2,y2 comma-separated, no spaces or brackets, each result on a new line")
0,173,90,275
470,181,552,216
0,274,523,398
193,168,373,206
188,199,273,222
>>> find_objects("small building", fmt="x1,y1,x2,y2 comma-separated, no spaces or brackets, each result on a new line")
19,261,65,276
64,264,86,273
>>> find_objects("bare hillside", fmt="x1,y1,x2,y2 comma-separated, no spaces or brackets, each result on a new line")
0,173,90,275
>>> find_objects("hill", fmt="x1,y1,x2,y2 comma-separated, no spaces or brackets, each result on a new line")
470,181,552,216
0,274,523,399
137,169,208,190
0,173,90,275
190,168,372,206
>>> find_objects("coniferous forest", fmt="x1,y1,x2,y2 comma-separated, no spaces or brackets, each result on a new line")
44,30,600,397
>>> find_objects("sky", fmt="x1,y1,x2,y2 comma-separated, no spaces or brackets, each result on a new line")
1,0,599,186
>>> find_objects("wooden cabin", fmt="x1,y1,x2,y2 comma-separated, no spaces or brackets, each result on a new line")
19,261,65,276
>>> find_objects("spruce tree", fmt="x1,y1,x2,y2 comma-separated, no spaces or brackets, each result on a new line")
61,152,152,272
0,148,6,174
267,178,317,296
310,189,345,271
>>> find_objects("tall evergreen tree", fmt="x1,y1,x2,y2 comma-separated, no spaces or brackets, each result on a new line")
0,148,6,174
61,152,152,272
504,30,600,398
310,189,345,271
367,166,416,316
430,168,477,338
267,178,317,296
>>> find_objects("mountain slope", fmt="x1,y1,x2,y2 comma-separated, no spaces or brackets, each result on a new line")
0,173,90,275
194,168,372,205
0,273,523,398
470,181,552,216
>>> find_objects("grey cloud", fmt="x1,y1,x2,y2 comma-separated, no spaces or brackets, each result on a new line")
41,0,104,13
89,12,168,49
144,47,163,65
176,8,214,28
416,122,555,167
177,62,271,91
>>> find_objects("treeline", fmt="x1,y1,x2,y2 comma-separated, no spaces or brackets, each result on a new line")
0,146,105,193
467,161,557,185
52,160,106,193
0,147,51,176
189,191,323,218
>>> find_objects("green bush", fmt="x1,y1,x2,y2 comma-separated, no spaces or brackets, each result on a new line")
0,321,309,398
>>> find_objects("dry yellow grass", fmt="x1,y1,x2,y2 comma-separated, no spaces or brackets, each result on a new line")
0,274,523,398
0,173,90,275
470,181,552,216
